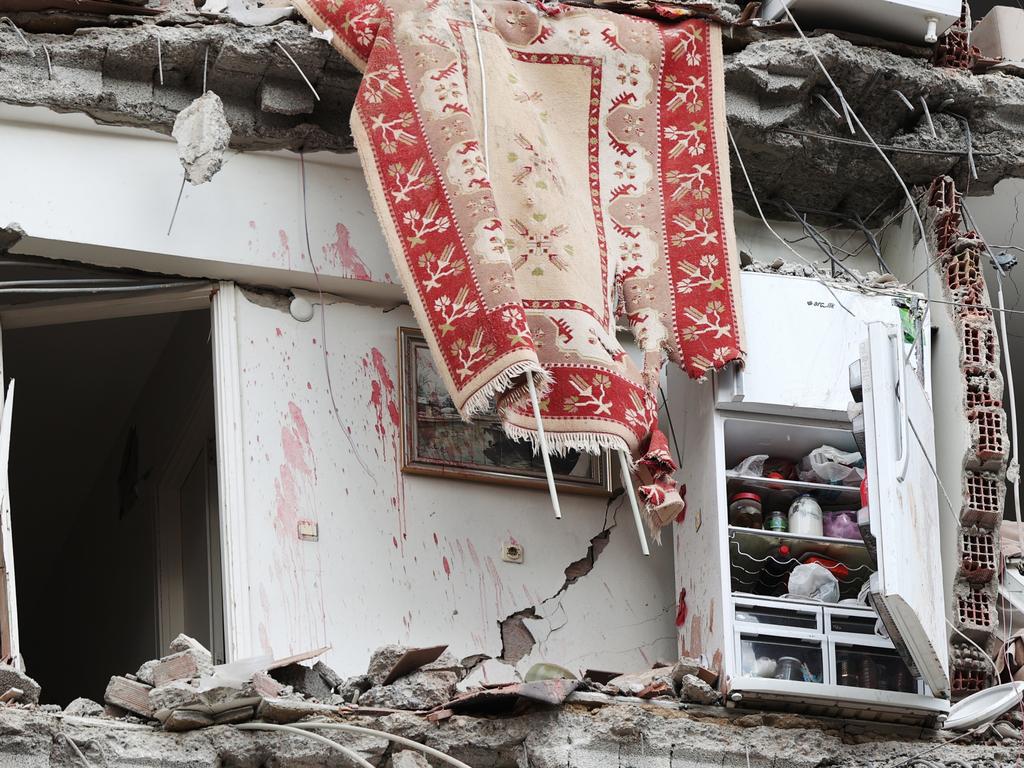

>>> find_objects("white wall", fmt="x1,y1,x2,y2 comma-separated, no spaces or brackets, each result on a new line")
0,105,399,305
219,287,676,676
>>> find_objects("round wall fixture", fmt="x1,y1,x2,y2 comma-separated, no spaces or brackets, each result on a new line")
290,296,315,322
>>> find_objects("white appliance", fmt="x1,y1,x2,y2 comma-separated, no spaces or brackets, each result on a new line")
760,0,961,45
671,272,950,725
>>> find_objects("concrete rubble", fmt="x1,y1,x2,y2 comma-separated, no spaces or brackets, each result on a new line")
2,15,1024,218
171,90,232,184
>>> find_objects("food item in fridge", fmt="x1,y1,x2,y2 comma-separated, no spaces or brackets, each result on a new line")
788,494,823,536
765,509,788,533
728,492,763,528
787,562,840,603
822,510,861,540
731,454,769,477
798,445,865,487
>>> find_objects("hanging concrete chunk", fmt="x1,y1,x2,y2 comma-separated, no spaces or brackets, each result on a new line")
171,92,232,186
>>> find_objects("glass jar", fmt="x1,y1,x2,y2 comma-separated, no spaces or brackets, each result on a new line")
788,494,823,536
765,509,788,533
728,492,763,529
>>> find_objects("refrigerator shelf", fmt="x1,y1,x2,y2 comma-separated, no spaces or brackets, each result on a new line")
729,526,873,573
725,472,861,499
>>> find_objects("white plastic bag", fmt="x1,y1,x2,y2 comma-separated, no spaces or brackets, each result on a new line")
798,445,865,487
732,454,769,477
787,563,840,603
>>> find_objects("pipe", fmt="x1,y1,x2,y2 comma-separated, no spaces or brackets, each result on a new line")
291,721,476,768
618,450,649,556
233,722,374,768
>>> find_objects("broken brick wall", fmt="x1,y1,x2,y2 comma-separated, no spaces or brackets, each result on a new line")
924,176,1009,699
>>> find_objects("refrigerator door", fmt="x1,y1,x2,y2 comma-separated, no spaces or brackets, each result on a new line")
860,322,950,698
719,273,901,421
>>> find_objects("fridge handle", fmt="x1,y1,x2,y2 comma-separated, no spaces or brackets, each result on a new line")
891,330,910,482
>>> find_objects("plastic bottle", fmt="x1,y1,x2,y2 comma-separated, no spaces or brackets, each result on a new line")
759,544,793,596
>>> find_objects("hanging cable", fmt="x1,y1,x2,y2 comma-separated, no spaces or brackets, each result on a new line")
291,721,476,768
234,722,374,768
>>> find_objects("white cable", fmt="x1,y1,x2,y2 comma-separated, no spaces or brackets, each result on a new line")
292,721,476,768
527,373,561,519
945,617,1002,685
234,722,375,768
468,0,489,177
617,450,649,556
726,124,855,317
781,7,933,298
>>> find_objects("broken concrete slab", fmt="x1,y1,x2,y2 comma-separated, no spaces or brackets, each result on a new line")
163,708,215,732
0,664,40,705
359,669,459,711
255,696,341,724
337,674,372,703
172,91,232,185
456,659,520,693
104,676,154,719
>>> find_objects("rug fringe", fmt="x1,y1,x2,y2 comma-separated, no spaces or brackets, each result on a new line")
461,361,552,420
502,423,630,457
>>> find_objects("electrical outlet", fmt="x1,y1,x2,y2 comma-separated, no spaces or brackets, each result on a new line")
297,520,319,541
501,541,524,563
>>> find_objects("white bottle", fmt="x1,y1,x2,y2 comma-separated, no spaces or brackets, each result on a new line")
788,494,823,537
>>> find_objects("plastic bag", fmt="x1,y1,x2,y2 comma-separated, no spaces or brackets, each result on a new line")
198,654,273,692
787,563,840,603
732,455,769,477
798,445,865,487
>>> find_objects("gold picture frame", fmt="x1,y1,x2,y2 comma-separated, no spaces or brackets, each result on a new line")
398,327,613,495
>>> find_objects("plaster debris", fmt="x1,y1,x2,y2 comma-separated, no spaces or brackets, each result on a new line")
0,664,40,705
171,90,232,185
63,697,103,718
268,662,334,701
135,659,159,687
678,674,720,705
359,670,460,712
390,749,431,768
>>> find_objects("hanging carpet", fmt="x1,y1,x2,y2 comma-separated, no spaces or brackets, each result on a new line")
293,0,745,529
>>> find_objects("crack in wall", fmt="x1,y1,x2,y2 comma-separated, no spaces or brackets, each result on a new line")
497,501,619,664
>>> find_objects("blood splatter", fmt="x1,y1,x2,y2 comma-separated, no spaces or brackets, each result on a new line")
442,556,451,578
675,587,688,627
323,223,372,281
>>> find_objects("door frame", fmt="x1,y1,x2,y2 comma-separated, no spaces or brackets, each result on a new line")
0,282,249,667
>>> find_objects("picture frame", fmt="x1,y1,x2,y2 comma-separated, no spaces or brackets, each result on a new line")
398,327,613,495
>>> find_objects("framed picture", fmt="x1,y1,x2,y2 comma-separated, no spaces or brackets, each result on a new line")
398,327,613,495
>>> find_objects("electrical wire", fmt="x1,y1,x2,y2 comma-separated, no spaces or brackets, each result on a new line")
234,722,374,768
299,151,376,481
292,722,476,768
780,7,934,301
726,125,855,317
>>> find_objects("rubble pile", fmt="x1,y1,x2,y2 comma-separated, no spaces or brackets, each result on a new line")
86,639,725,732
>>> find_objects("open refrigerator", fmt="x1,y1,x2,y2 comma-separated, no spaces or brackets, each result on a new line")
671,272,950,725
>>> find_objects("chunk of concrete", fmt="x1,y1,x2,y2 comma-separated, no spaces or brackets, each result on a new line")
358,670,458,711
269,662,333,701
337,674,372,703
64,697,104,718
679,674,719,705
456,659,520,693
391,750,431,768
671,657,718,688
313,660,343,691
605,667,676,698
154,649,214,687
149,680,201,714
163,709,215,732
171,92,232,186
366,645,449,686
0,664,40,705
135,659,159,687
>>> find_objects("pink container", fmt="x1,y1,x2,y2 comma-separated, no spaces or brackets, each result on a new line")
823,511,861,540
